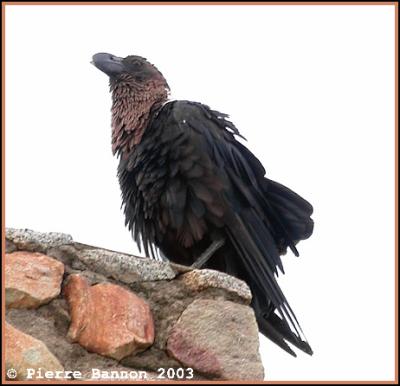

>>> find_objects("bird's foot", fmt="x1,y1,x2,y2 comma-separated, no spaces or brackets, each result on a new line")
190,237,225,269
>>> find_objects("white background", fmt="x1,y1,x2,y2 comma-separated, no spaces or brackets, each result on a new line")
5,4,396,381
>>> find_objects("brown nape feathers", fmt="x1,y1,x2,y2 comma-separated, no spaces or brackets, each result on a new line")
108,56,169,155
92,52,314,357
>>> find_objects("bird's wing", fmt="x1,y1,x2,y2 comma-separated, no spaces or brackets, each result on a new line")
151,101,312,346
122,100,313,353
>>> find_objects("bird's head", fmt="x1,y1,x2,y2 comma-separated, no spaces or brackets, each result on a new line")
92,53,169,88
92,53,169,156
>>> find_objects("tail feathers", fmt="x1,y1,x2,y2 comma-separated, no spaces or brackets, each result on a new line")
258,315,297,357
222,173,314,356
266,179,314,217
263,178,314,255
251,286,313,357
225,212,310,353
257,311,313,357
255,307,313,357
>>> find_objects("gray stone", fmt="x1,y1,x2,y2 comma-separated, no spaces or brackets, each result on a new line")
47,245,82,268
6,228,73,253
6,239,17,253
166,299,264,381
121,347,181,372
75,249,177,283
180,269,252,304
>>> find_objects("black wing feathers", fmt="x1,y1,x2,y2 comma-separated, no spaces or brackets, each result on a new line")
119,100,313,354
187,102,312,353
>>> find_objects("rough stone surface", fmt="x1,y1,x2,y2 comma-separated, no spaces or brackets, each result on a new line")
6,306,151,381
167,299,264,381
64,274,154,360
5,228,264,381
5,322,64,380
6,251,64,309
6,239,17,253
181,269,252,304
6,228,73,253
75,248,177,283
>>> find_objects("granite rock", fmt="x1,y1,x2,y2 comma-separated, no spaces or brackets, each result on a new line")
64,274,154,360
167,299,264,380
6,251,64,309
180,269,252,304
5,322,64,380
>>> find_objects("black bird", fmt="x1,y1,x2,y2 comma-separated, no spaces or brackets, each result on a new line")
92,52,314,356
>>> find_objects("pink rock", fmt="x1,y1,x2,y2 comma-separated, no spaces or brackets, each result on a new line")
167,299,264,380
64,274,154,360
6,251,64,309
167,328,222,376
5,322,64,380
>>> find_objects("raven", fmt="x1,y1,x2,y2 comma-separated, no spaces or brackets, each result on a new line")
92,52,314,356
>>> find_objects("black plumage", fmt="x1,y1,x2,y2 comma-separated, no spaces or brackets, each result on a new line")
92,53,314,356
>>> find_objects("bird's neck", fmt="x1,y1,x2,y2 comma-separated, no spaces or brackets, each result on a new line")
110,78,168,156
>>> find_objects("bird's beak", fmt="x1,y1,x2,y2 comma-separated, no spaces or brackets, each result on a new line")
91,53,124,77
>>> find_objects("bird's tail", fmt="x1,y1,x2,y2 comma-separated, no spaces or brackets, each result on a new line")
262,178,314,256
222,174,314,356
224,209,313,357
253,178,314,356
252,288,313,357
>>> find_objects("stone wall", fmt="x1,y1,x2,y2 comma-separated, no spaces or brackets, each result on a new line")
5,228,264,381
